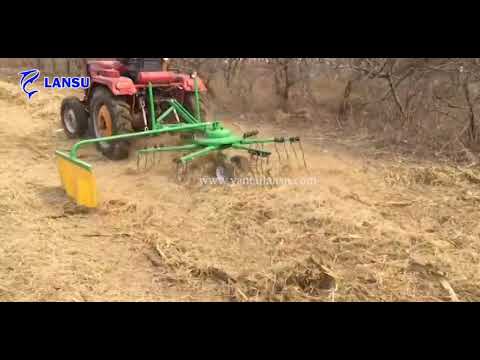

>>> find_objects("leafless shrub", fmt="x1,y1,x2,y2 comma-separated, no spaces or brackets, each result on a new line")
3,57,480,160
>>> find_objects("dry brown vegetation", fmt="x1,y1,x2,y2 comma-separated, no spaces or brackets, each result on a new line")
5,57,480,162
1,59,480,302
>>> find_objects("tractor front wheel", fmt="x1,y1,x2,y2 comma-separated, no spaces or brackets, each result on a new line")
61,97,89,139
89,87,134,160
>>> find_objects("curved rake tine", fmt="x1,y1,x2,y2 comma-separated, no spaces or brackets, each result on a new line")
144,148,149,171
262,147,274,188
290,140,300,168
274,143,282,163
246,150,257,182
248,147,257,179
298,140,308,170
153,146,157,167
274,142,283,172
176,161,189,183
158,145,165,166
254,144,260,175
264,147,272,183
265,144,271,167
262,152,270,185
175,162,181,182
283,142,290,162
261,143,269,169
136,152,142,172
248,164,257,183
139,147,145,171
259,144,265,176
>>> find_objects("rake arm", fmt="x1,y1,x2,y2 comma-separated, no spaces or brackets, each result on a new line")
64,123,210,160
177,145,219,164
231,143,271,158
138,144,202,155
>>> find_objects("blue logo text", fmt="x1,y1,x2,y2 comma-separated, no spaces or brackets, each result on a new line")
44,77,90,89
19,69,90,100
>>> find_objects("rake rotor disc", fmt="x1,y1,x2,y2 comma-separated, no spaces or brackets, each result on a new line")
215,166,227,184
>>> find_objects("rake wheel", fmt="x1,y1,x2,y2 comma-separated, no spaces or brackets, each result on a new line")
215,161,235,184
230,155,252,177
176,162,190,184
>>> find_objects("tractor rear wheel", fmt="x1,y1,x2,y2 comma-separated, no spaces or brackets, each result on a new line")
61,97,89,138
181,92,208,141
89,87,134,160
184,92,207,122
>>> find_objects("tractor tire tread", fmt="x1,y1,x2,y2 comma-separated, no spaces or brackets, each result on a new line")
184,92,208,122
89,86,134,161
61,96,88,139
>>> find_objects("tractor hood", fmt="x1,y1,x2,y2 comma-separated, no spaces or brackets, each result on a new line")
136,71,207,92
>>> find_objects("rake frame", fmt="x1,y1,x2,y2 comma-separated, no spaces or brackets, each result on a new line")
56,78,304,207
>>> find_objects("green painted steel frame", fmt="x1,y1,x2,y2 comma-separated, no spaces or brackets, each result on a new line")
58,75,283,167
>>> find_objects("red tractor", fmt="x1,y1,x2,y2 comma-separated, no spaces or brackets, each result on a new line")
60,58,208,160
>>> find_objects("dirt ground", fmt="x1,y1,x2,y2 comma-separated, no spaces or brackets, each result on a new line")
1,75,480,302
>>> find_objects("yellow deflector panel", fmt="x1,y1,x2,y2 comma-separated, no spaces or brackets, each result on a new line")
56,151,98,208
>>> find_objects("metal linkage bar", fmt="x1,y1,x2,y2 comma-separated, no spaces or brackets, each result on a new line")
67,122,211,161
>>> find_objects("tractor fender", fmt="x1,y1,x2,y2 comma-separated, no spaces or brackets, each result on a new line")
91,76,138,96
182,76,208,92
